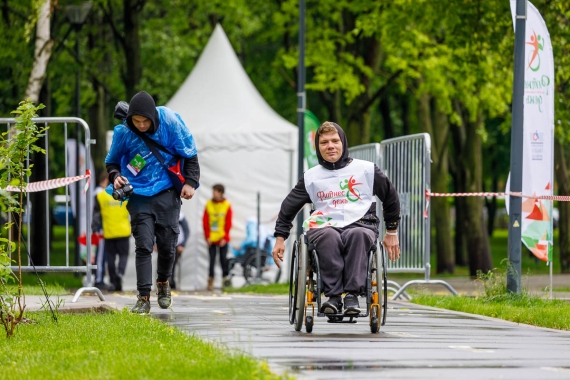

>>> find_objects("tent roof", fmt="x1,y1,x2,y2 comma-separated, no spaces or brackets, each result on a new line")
166,24,297,151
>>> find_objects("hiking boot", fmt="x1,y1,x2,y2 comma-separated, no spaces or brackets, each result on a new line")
320,295,342,314
207,277,214,291
156,280,172,309
131,295,150,314
222,276,232,288
343,293,361,315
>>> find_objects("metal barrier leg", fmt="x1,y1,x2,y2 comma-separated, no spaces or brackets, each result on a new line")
72,286,106,303
387,280,412,300
387,286,411,301
391,279,458,300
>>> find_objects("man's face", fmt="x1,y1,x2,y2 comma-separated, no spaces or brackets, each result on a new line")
132,115,152,132
318,131,343,163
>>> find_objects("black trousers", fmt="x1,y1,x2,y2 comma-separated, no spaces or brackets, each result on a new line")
307,223,378,297
127,189,180,297
208,244,229,278
104,237,129,286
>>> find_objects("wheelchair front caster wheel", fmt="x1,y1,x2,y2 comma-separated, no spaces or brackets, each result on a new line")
371,317,379,333
370,304,380,333
305,316,313,333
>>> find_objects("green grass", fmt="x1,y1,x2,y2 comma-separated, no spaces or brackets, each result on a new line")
18,273,82,289
411,293,570,330
410,268,570,331
4,283,69,295
228,283,290,294
0,310,285,380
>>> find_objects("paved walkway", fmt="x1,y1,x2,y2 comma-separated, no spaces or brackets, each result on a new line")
26,291,570,380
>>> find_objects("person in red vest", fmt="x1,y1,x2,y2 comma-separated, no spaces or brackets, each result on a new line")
203,184,233,291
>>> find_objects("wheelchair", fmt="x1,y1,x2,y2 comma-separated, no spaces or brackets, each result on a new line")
288,233,388,333
228,245,278,285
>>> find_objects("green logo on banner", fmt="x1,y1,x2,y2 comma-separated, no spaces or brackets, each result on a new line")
304,110,320,169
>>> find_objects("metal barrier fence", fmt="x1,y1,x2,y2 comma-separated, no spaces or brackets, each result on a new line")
349,133,457,299
0,117,104,302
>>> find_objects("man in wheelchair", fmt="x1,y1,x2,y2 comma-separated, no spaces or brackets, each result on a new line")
272,121,400,316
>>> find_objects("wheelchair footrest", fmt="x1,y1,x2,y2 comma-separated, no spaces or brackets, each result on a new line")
325,315,357,323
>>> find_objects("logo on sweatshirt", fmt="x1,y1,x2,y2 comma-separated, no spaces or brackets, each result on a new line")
315,175,362,208
340,176,362,202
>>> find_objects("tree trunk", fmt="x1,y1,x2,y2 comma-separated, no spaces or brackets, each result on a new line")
554,139,570,273
484,176,498,236
449,102,466,267
462,116,492,276
26,0,52,266
123,0,145,98
24,0,53,103
454,196,467,266
86,14,113,179
379,94,394,139
401,94,411,136
431,99,454,273
88,82,109,179
418,93,454,273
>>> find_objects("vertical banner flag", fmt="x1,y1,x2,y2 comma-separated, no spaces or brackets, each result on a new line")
509,1,555,262
304,110,320,169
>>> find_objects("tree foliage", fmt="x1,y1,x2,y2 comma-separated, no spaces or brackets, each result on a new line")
1,0,569,274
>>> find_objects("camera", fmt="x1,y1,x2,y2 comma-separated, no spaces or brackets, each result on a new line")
114,101,129,121
112,177,134,201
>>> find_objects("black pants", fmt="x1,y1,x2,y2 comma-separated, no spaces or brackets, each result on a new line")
208,244,229,278
105,237,129,286
168,249,182,288
307,223,378,297
127,189,180,297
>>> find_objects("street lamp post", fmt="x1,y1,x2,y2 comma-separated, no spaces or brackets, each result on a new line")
296,0,306,237
65,2,92,268
507,0,527,294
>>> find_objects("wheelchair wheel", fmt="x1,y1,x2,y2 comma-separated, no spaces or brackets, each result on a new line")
288,241,299,325
373,244,387,330
244,252,270,284
370,304,380,333
294,237,308,331
305,316,313,333
380,245,388,326
289,238,308,331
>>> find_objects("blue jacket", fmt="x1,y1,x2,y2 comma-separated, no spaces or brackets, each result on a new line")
105,106,198,196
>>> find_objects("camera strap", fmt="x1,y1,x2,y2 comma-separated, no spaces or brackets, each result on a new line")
127,124,185,195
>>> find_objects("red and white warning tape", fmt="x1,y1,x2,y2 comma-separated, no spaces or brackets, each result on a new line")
424,189,570,217
3,170,91,193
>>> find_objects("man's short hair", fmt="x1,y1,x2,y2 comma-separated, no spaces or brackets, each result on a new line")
213,184,225,194
317,121,338,136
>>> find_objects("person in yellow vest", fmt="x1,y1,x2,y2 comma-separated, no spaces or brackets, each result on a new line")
203,183,233,291
92,176,131,291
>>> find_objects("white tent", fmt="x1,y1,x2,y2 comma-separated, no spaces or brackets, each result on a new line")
166,24,298,290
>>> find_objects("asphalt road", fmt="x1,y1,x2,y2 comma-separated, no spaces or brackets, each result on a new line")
142,294,570,380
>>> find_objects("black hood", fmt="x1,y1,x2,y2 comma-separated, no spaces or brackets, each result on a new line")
126,91,159,134
315,122,351,170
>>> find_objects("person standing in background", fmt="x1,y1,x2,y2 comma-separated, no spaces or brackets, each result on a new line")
92,172,112,291
169,211,190,289
203,184,232,291
92,173,131,292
